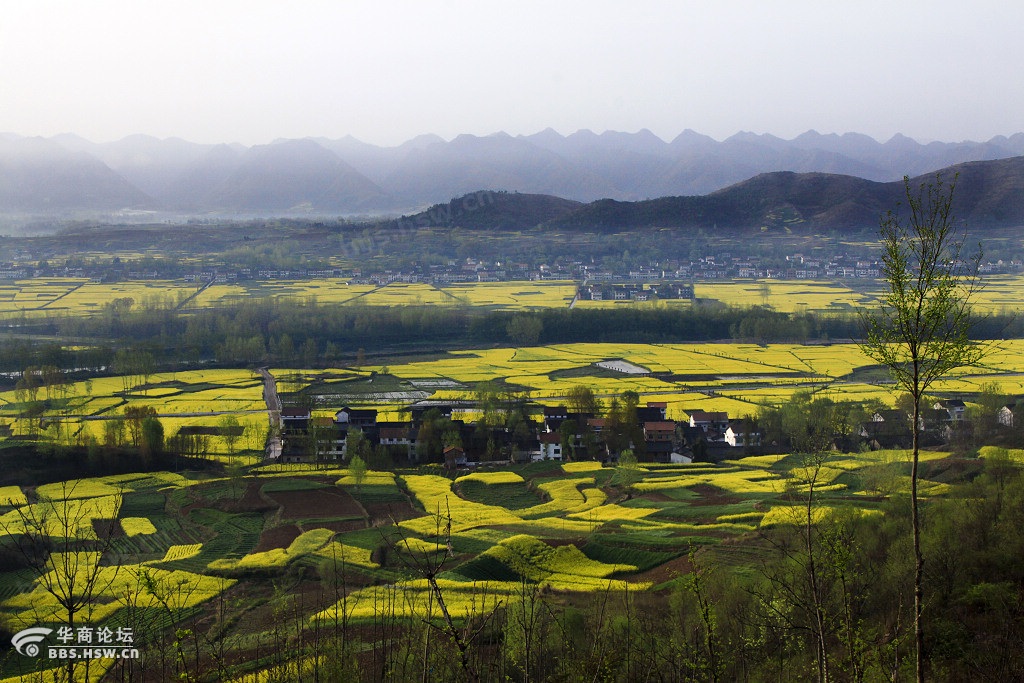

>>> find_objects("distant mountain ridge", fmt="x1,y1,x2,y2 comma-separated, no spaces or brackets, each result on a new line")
2,128,1024,219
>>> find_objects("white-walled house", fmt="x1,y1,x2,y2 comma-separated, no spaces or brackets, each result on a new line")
534,432,563,461
689,411,729,440
724,422,760,448
934,399,967,422
998,404,1016,428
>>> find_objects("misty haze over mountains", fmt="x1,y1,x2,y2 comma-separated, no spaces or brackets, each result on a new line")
2,128,1024,218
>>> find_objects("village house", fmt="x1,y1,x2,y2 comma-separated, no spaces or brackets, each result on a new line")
335,406,378,429
642,421,676,460
377,422,417,461
859,419,911,449
313,416,346,458
280,407,348,463
872,409,907,424
444,445,467,470
535,432,563,461
688,411,730,441
635,402,667,421
934,399,967,422
724,420,761,448
998,404,1018,428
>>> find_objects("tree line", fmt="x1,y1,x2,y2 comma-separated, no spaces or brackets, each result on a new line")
3,299,1022,375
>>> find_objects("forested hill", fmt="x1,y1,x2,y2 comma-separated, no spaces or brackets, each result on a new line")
382,156,1024,232
383,191,582,230
545,156,1024,231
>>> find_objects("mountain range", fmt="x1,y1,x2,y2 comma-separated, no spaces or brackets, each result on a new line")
3,128,1024,219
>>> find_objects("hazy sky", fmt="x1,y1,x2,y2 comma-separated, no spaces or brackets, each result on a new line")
3,0,1023,147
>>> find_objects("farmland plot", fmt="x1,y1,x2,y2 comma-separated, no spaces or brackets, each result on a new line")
696,280,877,313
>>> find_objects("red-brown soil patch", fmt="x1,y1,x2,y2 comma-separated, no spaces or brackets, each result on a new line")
266,486,364,520
221,480,278,513
632,553,693,584
363,501,421,524
94,518,125,539
635,491,678,503
254,523,302,552
687,483,743,506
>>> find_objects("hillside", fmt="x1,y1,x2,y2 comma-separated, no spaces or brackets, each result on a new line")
196,139,390,213
0,137,154,212
547,157,1024,231
385,191,583,230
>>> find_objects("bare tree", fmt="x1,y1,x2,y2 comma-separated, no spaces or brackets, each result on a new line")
0,481,123,681
383,503,501,681
859,173,984,683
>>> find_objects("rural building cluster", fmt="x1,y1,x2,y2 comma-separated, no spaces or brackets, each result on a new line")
275,395,995,469
5,248,1022,287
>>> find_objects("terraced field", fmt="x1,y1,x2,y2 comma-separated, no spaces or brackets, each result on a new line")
0,447,950,658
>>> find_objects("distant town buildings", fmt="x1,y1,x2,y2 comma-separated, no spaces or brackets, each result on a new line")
6,247,1020,288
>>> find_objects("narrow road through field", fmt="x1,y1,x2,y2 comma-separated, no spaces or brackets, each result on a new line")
259,367,283,460
174,279,214,310
37,281,87,310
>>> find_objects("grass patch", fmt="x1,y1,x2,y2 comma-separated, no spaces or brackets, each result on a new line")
261,478,329,493
457,480,542,510
164,509,264,572
580,541,682,573
548,366,623,380
349,483,408,506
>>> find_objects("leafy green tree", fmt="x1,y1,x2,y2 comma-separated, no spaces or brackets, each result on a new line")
970,381,1009,445
345,427,371,462
612,449,641,488
559,419,577,462
112,349,155,395
859,174,984,683
140,416,164,464
442,429,463,449
103,418,126,448
475,381,503,429
506,314,543,346
348,454,367,490
565,385,601,418
602,397,627,456
219,415,243,454
124,405,159,447
15,365,42,404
